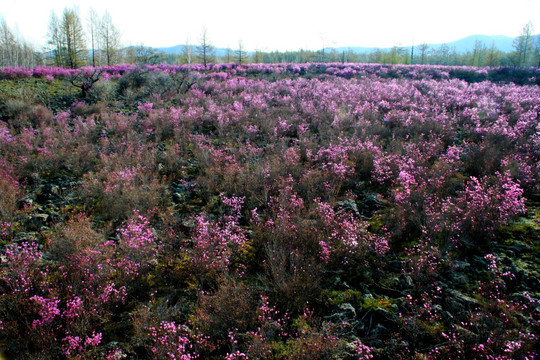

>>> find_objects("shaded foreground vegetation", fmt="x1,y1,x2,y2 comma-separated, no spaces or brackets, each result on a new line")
0,63,539,359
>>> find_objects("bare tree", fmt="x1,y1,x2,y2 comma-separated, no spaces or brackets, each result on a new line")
182,37,193,64
0,18,40,67
0,19,15,66
19,40,30,67
196,27,215,67
318,34,333,63
47,12,64,66
99,11,121,65
235,40,246,64
225,47,232,63
88,9,100,66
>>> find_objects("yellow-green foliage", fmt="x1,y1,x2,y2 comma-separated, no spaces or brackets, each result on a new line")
0,78,77,107
359,294,394,311
419,319,445,336
235,239,256,265
368,214,385,232
320,288,363,306
496,205,540,254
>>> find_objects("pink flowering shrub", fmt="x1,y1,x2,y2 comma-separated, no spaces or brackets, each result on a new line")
105,210,159,288
245,298,373,359
252,178,325,309
61,331,103,358
252,177,389,311
1,64,539,359
426,171,526,246
0,219,128,358
147,321,197,360
398,253,539,359
225,350,249,359
189,194,249,283
313,198,389,262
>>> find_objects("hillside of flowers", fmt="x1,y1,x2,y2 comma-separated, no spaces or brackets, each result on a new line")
0,63,539,359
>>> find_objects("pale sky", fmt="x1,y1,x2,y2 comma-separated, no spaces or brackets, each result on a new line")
1,0,539,51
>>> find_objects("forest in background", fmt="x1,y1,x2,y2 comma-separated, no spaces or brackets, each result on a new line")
0,7,539,69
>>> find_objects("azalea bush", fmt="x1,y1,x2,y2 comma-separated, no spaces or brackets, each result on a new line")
0,63,538,359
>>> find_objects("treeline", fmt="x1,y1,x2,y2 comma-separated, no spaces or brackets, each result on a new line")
159,40,538,67
0,20,43,68
1,8,538,69
160,22,539,68
0,8,122,69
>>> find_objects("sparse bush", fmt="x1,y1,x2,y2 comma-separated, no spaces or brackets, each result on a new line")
45,212,104,262
81,162,167,222
0,158,22,223
190,277,256,350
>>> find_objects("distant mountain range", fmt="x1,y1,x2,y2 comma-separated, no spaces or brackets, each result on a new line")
157,34,537,56
158,45,232,57
333,35,519,54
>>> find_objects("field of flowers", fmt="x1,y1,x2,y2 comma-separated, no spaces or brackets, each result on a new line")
0,63,539,359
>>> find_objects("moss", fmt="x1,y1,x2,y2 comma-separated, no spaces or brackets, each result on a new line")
154,252,196,290
497,218,538,243
368,214,384,232
274,332,348,360
359,294,394,312
419,319,446,337
496,206,540,259
320,288,363,306
235,239,256,265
